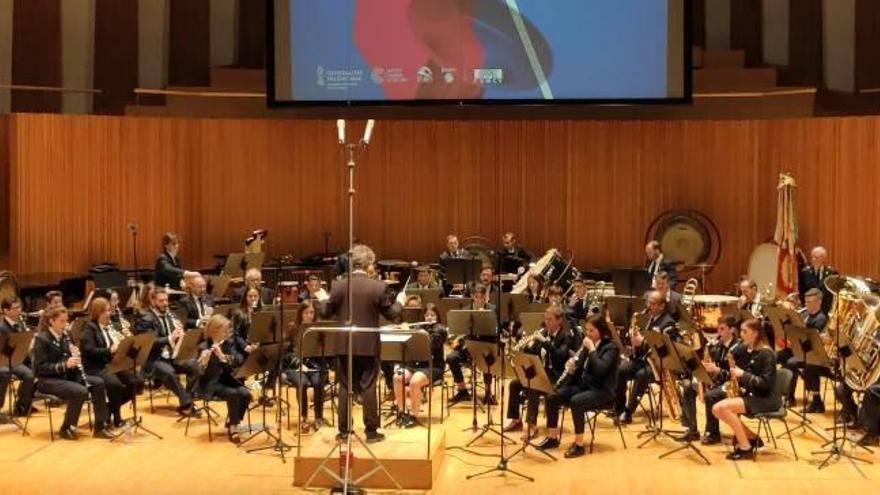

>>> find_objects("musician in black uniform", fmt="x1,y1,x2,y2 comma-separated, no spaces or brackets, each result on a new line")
712,318,780,460
392,303,447,428
738,279,762,317
81,297,142,427
446,284,497,405
438,234,469,260
499,232,533,275
537,315,621,458
835,377,880,446
503,306,577,439
180,275,214,329
283,302,330,433
0,296,35,417
645,240,677,288
195,314,252,443
32,306,113,439
799,246,837,314
230,287,262,346
134,288,198,416
677,315,745,444
781,288,829,412
616,291,677,424
524,274,545,303
405,266,441,291
233,268,274,305
565,278,589,328
154,232,199,290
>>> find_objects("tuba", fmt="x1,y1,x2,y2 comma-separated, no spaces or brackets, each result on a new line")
825,276,872,360
844,297,880,392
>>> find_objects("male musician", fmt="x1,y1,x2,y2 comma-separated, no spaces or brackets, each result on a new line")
835,378,880,446
499,232,533,274
615,290,677,424
234,268,274,305
32,305,113,439
655,272,682,309
738,279,762,317
645,240,678,288
299,275,326,302
0,296,35,417
45,290,63,308
180,275,214,329
677,315,744,444
446,284,498,405
466,265,496,302
134,288,198,416
320,244,401,443
154,232,200,289
781,288,829,412
566,278,589,328
799,246,837,314
438,234,470,260
503,306,576,438
406,266,440,291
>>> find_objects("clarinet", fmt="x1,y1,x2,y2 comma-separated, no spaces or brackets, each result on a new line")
62,330,92,402
555,346,588,390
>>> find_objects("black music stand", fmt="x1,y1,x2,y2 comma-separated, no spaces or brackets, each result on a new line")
517,312,544,337
778,313,833,441
406,289,441,308
442,258,482,295
380,330,434,429
638,330,685,448
612,268,653,297
295,321,343,430
0,331,34,432
446,310,498,430
437,297,471,323
238,344,284,449
500,293,526,324
461,340,514,449
506,352,556,462
658,342,711,464
109,332,159,440
380,332,413,426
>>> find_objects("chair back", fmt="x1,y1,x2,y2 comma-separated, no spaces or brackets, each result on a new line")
773,368,793,409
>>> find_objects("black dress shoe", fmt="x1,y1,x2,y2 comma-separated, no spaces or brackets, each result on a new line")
0,413,11,425
402,414,418,429
93,428,115,439
564,443,586,458
857,434,880,447
59,427,79,441
701,432,722,445
748,436,764,449
365,431,386,443
805,397,825,414
536,437,560,450
726,447,755,461
482,394,497,406
835,412,854,424
617,411,632,425
674,431,700,442
451,390,471,403
177,405,201,418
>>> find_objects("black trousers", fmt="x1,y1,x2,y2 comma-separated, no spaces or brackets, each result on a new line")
446,348,493,391
285,369,328,419
783,356,828,397
37,375,109,429
150,359,196,409
209,384,251,426
680,382,726,435
0,363,35,415
506,378,541,424
100,370,141,420
615,358,653,414
336,356,379,433
546,385,612,435
836,381,880,436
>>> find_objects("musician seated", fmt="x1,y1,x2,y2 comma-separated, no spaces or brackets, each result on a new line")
466,266,496,300
134,288,198,417
644,240,677,288
738,279,761,317
393,303,447,428
503,306,576,438
446,284,497,405
537,315,620,458
546,284,564,308
181,275,214,329
135,282,156,318
32,306,114,440
299,275,328,302
615,291,676,424
406,266,440,291
524,274,545,304
438,234,469,260
566,278,589,328
284,302,329,433
231,287,262,346
781,288,829,413
45,290,64,309
0,296,35,417
711,318,780,460
82,297,142,428
677,316,745,444
835,377,880,446
654,272,682,315
500,232,533,274
233,268,274,305
105,289,130,330
196,315,252,444
154,232,200,290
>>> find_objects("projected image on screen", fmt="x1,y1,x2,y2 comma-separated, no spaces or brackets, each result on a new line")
275,0,685,103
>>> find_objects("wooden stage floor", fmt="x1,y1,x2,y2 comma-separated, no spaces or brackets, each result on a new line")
1,386,879,494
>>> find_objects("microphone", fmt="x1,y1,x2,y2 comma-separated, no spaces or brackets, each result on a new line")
336,119,346,144
361,119,375,146
127,222,139,235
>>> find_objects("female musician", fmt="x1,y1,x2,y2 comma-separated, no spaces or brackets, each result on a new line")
136,282,156,317
106,289,131,332
537,315,620,458
393,303,447,428
231,286,262,346
711,318,779,460
546,284,564,307
525,274,545,303
284,302,329,432
81,297,141,427
32,305,113,440
196,314,252,443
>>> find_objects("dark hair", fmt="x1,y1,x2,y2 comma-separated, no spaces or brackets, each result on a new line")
307,274,320,282
240,286,262,311
547,284,563,298
45,290,63,303
296,301,316,326
741,318,766,346
1,296,21,311
162,232,179,248
718,314,738,330
472,284,487,296
424,302,441,323
585,314,613,339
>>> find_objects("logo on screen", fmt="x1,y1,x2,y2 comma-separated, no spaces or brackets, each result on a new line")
417,67,434,84
371,68,385,84
441,68,456,84
316,66,325,87
474,69,503,85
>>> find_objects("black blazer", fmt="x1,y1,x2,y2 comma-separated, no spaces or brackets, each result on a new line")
32,330,76,380
233,286,274,305
81,321,115,374
575,337,620,396
134,310,175,365
707,338,742,386
522,327,578,382
799,265,838,313
740,347,776,398
154,250,184,289
196,337,245,397
321,274,401,356
180,294,215,329
645,256,678,287
633,311,678,359
803,310,828,332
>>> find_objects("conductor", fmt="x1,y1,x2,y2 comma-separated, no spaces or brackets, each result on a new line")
321,244,401,443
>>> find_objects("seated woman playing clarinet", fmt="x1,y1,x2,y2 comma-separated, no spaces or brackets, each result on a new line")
196,314,252,443
711,318,779,460
392,303,447,428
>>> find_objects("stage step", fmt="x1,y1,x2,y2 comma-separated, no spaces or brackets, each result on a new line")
210,67,266,91
693,68,779,92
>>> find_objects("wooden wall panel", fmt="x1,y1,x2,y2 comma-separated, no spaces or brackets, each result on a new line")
5,114,880,295
169,0,210,86
11,0,62,113
0,115,9,256
94,0,139,114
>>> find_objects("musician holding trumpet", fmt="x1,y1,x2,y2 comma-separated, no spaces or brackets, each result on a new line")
181,275,214,329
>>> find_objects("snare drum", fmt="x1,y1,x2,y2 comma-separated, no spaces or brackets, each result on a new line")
276,281,299,304
693,294,739,333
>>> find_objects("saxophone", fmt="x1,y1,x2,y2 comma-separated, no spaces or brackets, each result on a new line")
513,328,546,353
724,351,740,399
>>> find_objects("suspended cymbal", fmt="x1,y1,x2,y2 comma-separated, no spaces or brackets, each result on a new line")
683,263,715,270
377,259,411,269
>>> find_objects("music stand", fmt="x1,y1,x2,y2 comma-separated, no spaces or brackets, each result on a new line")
441,258,482,293
437,297,471,323
223,252,265,279
400,307,424,324
446,310,498,428
612,268,652,297
380,330,433,429
782,319,833,441
517,313,545,337
505,352,556,463
500,293,526,324
173,329,204,362
605,296,637,328
638,331,685,448
658,342,711,464
0,331,33,432
237,343,284,446
509,293,532,323
406,289,441,308
295,322,342,430
460,340,516,450
109,332,159,440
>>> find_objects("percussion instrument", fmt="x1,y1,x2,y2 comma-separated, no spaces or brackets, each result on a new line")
512,249,579,294
276,281,300,304
747,242,778,296
0,270,19,304
692,294,739,333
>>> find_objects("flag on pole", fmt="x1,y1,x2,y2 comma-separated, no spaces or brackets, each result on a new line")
774,173,799,298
